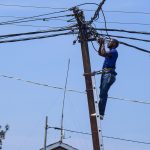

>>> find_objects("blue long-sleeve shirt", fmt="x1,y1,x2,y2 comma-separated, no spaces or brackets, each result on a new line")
102,48,118,74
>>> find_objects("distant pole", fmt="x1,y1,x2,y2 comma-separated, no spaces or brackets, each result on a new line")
72,7,101,150
44,116,48,150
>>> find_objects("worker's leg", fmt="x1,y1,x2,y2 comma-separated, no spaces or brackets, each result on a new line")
99,73,116,116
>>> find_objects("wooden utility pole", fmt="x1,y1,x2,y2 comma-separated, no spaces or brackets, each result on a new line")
73,7,101,150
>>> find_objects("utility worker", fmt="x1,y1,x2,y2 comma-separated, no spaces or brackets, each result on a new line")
98,38,119,120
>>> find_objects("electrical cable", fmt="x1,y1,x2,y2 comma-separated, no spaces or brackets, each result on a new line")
0,25,77,39
0,3,100,10
0,74,150,105
75,3,99,7
0,74,85,94
101,8,110,39
96,28,150,35
119,41,150,54
0,15,74,24
91,41,98,52
108,96,150,105
97,21,150,26
1,3,150,16
0,3,66,9
0,22,76,29
4,23,52,28
0,14,73,26
49,126,150,145
0,9,69,26
99,33,150,43
103,10,150,15
0,31,78,44
89,0,106,24
0,15,21,19
87,25,150,54
103,136,150,145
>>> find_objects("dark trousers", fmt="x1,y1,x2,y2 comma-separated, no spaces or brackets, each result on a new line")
99,73,116,116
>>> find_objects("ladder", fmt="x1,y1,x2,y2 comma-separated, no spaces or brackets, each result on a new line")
91,71,104,150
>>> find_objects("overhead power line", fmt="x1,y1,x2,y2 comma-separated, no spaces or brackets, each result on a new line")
0,74,85,94
0,31,77,44
0,25,77,39
101,39,150,54
1,3,150,15
103,10,150,15
103,136,150,145
84,9,150,15
0,3,66,9
96,28,150,35
99,33,150,43
98,21,150,26
0,74,150,105
0,14,73,26
76,3,99,7
109,97,150,105
119,41,150,54
0,3,100,10
0,9,69,26
88,27,150,54
5,23,51,28
13,14,72,25
0,15,21,19
49,126,150,145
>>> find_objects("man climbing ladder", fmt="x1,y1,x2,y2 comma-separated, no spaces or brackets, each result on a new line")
98,38,119,120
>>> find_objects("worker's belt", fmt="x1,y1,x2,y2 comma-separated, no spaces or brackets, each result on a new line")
103,68,115,73
84,68,116,76
103,68,115,71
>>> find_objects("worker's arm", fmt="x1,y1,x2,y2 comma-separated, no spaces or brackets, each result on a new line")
98,39,111,57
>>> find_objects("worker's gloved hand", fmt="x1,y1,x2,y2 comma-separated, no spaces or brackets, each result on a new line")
98,38,105,45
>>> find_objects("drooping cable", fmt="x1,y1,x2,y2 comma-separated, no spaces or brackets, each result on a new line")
101,8,110,39
91,41,98,52
89,0,106,24
75,3,99,7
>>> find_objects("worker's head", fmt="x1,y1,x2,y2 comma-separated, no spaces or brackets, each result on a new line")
107,39,119,49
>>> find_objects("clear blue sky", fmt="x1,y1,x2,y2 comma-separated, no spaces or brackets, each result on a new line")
0,0,150,150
